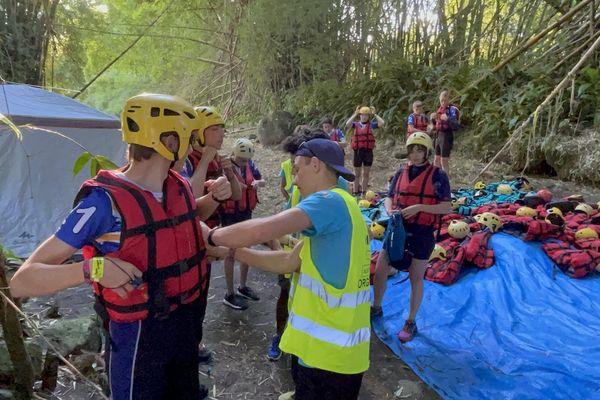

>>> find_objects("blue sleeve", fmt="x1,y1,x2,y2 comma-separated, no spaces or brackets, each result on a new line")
336,129,345,141
449,106,459,121
180,159,193,179
387,168,403,198
407,113,415,125
351,121,359,129
296,191,345,237
249,160,262,180
433,169,452,201
55,188,116,249
371,120,379,129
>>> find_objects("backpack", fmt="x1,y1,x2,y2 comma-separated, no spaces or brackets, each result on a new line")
383,214,408,270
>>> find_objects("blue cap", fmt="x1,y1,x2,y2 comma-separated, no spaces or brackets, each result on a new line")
295,138,355,182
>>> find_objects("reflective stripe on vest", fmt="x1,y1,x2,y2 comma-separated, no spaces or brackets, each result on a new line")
279,188,370,374
351,122,375,150
296,272,370,309
287,312,370,347
393,163,440,225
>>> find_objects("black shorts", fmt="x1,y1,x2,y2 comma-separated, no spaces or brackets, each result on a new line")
291,356,364,400
353,148,374,167
435,131,454,157
277,274,291,291
220,211,252,227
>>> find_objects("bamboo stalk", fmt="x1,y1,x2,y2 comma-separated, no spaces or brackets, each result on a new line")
472,32,600,183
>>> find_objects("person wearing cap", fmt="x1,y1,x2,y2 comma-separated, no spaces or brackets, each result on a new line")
345,105,385,196
372,131,451,343
208,138,371,399
407,101,429,137
10,94,230,399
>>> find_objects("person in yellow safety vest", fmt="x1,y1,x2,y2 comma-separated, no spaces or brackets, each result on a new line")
208,138,371,400
279,136,298,209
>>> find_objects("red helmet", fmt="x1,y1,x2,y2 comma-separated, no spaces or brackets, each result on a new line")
537,189,553,203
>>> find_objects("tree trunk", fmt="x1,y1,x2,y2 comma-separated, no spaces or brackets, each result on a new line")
0,251,34,400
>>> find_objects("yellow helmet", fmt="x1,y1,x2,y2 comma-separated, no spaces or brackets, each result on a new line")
233,138,255,159
122,93,197,161
194,106,224,145
574,203,594,217
519,180,531,191
365,190,378,201
370,222,386,239
358,199,371,208
406,131,433,152
547,207,563,217
448,220,470,239
473,181,486,190
516,206,537,218
359,106,371,114
496,184,513,195
429,244,447,261
478,212,503,233
575,227,598,240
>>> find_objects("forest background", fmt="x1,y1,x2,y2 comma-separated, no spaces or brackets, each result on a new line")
2,0,600,182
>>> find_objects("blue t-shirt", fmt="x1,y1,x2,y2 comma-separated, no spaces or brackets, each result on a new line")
330,128,346,142
296,190,352,289
352,120,378,130
407,113,429,126
56,188,122,253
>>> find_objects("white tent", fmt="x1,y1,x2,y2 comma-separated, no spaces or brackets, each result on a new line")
0,83,126,257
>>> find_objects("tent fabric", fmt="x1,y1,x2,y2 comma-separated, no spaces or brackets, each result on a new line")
372,233,600,400
0,83,120,128
0,85,126,256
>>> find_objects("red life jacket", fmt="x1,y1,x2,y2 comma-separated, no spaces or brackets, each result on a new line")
524,220,562,241
463,232,495,269
407,113,429,136
351,122,376,150
392,163,440,225
436,104,460,132
188,149,223,228
77,170,209,323
425,239,465,285
543,241,600,278
222,162,258,214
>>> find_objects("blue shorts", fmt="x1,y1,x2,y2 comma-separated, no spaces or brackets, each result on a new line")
107,304,201,400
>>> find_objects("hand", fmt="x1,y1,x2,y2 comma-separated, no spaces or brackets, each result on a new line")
370,106,376,114
401,204,423,219
284,240,304,270
101,257,144,299
355,106,361,114
200,146,218,163
440,114,448,121
207,176,231,201
252,180,265,189
201,223,229,261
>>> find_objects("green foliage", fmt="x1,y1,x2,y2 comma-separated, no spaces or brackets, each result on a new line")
73,152,118,177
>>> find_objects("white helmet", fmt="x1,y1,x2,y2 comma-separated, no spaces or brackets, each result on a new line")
233,138,255,159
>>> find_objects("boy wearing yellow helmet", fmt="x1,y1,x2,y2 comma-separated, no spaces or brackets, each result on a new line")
345,105,385,196
10,94,231,399
372,131,452,342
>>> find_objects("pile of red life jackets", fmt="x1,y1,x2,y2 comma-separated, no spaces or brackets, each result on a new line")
422,201,600,285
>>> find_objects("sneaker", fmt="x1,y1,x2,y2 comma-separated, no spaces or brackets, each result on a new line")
398,320,418,342
278,391,295,400
370,305,383,318
267,335,282,361
223,293,248,310
198,345,212,364
237,286,260,301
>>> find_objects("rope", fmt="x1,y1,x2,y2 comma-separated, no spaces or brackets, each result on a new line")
0,290,108,400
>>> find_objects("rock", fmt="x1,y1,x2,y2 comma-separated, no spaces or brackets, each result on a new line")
0,389,14,399
40,317,102,356
542,128,600,184
257,111,294,146
394,379,423,399
248,133,257,140
0,340,43,384
384,138,396,148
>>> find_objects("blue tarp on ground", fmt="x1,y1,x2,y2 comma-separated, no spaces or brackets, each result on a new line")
372,233,600,400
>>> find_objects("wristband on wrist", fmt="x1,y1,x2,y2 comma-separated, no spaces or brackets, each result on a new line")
90,257,105,282
211,192,225,203
207,229,218,247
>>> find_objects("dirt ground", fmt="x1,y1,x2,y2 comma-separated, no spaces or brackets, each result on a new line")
11,127,600,399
